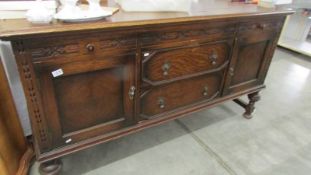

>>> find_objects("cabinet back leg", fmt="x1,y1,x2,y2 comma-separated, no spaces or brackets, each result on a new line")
243,92,261,119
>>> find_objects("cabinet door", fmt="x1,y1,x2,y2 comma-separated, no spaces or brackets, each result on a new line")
33,54,136,149
223,31,278,95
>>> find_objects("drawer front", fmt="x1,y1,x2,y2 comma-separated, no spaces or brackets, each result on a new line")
139,21,236,46
238,18,283,35
24,31,137,65
142,40,232,85
140,72,223,119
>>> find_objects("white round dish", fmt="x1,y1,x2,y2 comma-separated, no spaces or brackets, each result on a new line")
54,8,112,23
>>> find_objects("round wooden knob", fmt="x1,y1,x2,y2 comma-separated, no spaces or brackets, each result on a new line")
86,44,95,52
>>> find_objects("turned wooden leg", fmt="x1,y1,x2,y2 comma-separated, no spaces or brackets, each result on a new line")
243,92,261,119
39,159,62,175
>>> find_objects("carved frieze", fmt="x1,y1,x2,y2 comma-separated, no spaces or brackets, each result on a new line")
31,44,79,60
239,21,283,32
99,37,136,49
21,57,48,144
140,26,236,43
13,40,50,149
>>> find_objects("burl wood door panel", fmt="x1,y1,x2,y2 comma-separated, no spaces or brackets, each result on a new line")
140,72,223,119
33,54,136,149
142,40,231,85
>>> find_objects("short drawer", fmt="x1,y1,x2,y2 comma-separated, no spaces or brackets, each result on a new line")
139,21,237,46
140,72,223,119
238,19,283,35
142,40,232,85
25,31,137,65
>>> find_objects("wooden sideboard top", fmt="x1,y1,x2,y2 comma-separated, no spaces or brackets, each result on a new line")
0,0,293,40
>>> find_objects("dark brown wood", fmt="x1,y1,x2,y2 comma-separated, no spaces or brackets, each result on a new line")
0,1,293,40
35,85,266,163
222,18,284,95
233,98,247,108
0,58,34,175
0,1,294,173
39,159,62,175
243,92,261,119
33,53,136,149
140,72,223,119
142,39,232,85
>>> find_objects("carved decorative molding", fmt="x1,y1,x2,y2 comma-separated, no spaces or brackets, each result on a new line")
20,58,48,144
239,22,283,32
15,40,25,53
99,37,136,49
140,26,236,43
31,44,79,60
13,40,49,148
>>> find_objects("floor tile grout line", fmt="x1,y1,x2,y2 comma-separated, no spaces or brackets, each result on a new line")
175,120,238,175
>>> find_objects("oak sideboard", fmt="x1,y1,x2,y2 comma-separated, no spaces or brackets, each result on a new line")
0,1,293,174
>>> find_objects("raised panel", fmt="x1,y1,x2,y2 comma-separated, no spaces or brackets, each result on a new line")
33,54,136,148
53,68,124,134
223,30,277,95
231,41,268,86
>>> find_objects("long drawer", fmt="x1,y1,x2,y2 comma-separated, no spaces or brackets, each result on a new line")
140,71,224,119
142,39,233,86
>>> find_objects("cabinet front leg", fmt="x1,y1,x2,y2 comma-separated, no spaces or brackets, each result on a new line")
243,92,261,119
39,159,62,175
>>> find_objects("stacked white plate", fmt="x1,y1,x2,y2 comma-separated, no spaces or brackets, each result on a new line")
54,5,113,23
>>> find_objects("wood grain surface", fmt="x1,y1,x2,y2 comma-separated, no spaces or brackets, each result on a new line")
0,0,293,40
0,1,294,174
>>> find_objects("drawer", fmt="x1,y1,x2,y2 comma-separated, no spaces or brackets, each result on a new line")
139,21,236,46
24,31,137,65
142,40,232,85
238,19,283,35
140,72,223,119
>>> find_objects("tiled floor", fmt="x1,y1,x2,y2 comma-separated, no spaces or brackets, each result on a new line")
30,48,311,175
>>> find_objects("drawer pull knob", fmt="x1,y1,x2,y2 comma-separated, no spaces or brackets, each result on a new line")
158,98,165,109
209,51,218,66
86,44,95,52
128,86,136,100
203,86,209,96
257,24,267,30
162,61,171,76
229,67,235,76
